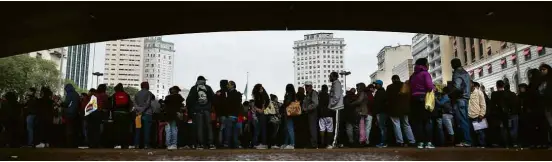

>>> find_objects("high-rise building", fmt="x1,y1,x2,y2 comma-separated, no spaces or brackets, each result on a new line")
65,44,90,89
28,48,65,70
143,36,175,99
370,45,412,88
411,34,454,84
451,36,552,93
392,59,413,82
104,38,145,88
293,33,345,90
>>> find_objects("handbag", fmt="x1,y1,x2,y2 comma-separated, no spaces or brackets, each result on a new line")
264,102,277,115
269,115,281,124
286,101,302,116
425,91,435,112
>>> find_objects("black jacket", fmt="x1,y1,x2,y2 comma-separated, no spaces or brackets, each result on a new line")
386,82,410,117
317,91,333,117
164,94,185,121
343,92,358,123
373,87,387,114
490,90,520,118
186,83,215,112
213,89,228,116
227,89,243,117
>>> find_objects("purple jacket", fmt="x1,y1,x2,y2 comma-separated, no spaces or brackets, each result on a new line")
410,65,435,97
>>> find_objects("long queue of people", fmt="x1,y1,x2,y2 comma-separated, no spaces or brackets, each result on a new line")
2,58,552,150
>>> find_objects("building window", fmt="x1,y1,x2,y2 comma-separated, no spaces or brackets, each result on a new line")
511,54,517,65
478,68,483,77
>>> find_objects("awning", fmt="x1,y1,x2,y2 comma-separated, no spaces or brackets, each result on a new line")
524,48,531,56
486,64,492,69
475,68,481,73
537,46,543,51
468,70,473,75
500,59,506,65
510,54,517,60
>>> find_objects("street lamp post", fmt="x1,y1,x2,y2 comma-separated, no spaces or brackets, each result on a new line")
92,72,103,87
332,70,351,147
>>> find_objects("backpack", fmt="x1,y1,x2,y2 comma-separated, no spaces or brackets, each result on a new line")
264,101,277,115
197,85,209,105
114,92,129,108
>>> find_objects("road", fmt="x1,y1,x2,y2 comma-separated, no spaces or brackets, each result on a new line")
1,147,551,161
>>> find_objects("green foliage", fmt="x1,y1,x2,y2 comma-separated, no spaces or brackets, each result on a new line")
64,79,87,94
0,55,61,95
106,85,140,98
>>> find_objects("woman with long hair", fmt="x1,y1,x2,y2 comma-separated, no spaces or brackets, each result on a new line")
409,58,435,149
252,84,269,149
281,84,297,149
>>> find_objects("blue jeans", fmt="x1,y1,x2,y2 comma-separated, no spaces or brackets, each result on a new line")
470,118,486,146
224,116,241,147
134,114,153,148
253,113,267,146
165,120,178,147
390,115,415,144
218,116,227,145
454,99,472,145
284,117,295,146
434,117,445,145
377,113,388,144
442,114,455,135
26,115,36,146
501,115,519,146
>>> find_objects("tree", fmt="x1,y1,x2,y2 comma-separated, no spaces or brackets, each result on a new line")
0,55,61,96
106,85,140,99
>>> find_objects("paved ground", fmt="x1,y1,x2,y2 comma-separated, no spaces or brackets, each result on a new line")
1,147,552,161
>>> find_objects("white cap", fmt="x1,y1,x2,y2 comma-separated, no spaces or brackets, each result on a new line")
304,81,313,86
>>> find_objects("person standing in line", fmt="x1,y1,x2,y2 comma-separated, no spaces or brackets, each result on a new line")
435,86,455,146
303,81,319,148
213,80,229,147
317,84,334,149
163,86,185,150
35,87,54,148
133,82,156,149
373,80,388,148
1,92,22,148
225,81,243,149
525,69,548,148
281,84,297,149
350,83,371,148
450,58,472,147
79,88,96,149
186,76,216,150
490,80,519,148
327,72,343,149
62,84,81,148
409,58,435,149
251,84,269,149
267,94,281,149
468,81,487,148
538,64,552,149
111,83,133,149
358,84,375,146
343,88,358,147
24,88,38,147
386,76,416,147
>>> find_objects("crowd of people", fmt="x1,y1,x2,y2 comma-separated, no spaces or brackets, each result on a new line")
1,58,552,150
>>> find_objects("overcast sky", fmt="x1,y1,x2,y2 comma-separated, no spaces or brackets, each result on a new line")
88,30,414,98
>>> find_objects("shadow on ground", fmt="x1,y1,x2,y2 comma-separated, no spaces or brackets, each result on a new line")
1,148,551,161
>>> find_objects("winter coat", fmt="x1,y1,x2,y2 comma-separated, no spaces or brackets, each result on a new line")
213,89,228,117
386,81,411,117
329,80,344,109
436,94,453,114
164,94,185,121
451,67,471,100
134,89,156,115
227,89,243,117
63,84,81,118
186,80,215,112
317,91,334,117
373,87,387,114
410,65,435,97
303,90,319,113
350,91,370,116
491,90,520,118
36,97,54,121
343,92,358,123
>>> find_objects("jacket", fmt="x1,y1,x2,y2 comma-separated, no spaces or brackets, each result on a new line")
343,92,358,122
386,81,411,117
281,93,296,116
436,94,453,114
227,89,243,117
164,94,185,121
468,88,486,119
303,90,319,113
134,89,155,115
329,80,344,109
63,84,81,118
186,80,215,112
317,91,333,117
24,96,38,115
95,92,109,111
350,91,371,116
112,92,133,113
490,90,519,118
373,87,387,114
451,67,471,100
410,65,435,97
213,89,228,117
36,97,54,121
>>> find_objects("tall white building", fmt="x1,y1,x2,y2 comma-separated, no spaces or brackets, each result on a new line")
293,33,345,90
104,38,145,88
370,45,412,88
143,36,175,99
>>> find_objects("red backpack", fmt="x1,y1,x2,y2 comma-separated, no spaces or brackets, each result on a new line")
114,92,129,107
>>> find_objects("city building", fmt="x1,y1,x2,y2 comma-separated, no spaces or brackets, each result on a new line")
451,36,552,94
293,33,345,90
411,34,454,84
371,45,412,87
28,48,66,70
65,44,91,89
104,38,145,89
392,59,413,82
143,36,175,99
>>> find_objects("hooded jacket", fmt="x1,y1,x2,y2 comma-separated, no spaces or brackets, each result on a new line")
227,87,243,117
373,87,387,114
24,95,38,115
186,80,215,112
329,79,344,109
436,93,453,114
343,91,358,122
410,65,435,97
490,90,519,118
317,89,333,117
386,81,410,117
213,80,229,117
134,89,155,115
63,84,81,118
350,90,371,116
164,93,185,121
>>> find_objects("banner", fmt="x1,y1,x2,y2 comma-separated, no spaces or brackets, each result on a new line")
84,95,98,116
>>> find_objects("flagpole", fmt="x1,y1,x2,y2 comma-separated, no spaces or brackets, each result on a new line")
246,72,249,100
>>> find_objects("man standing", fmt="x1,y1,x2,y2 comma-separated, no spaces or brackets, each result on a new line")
490,80,520,148
450,58,472,147
225,81,243,148
63,84,81,148
386,75,416,147
24,88,38,147
134,82,156,149
373,80,388,148
328,72,343,149
214,80,229,147
111,83,133,149
186,76,216,150
303,81,319,148
469,81,487,148
318,84,333,149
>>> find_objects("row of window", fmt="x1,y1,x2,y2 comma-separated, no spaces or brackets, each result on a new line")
297,64,344,70
469,47,546,79
296,50,344,56
296,60,344,65
297,55,343,61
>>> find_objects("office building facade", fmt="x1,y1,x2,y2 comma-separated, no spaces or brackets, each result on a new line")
65,44,91,89
104,38,145,88
143,36,175,99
